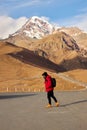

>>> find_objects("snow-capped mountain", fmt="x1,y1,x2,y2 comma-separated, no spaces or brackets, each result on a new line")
13,16,58,39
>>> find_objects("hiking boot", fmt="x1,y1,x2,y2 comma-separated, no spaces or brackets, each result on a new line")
46,104,52,108
55,102,59,107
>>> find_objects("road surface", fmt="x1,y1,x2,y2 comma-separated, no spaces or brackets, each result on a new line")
0,91,87,130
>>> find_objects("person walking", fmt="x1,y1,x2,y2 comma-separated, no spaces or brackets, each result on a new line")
42,72,59,108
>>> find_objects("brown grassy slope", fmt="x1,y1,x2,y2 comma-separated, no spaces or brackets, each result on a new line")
0,41,49,92
0,41,22,55
0,41,85,92
65,69,87,83
5,34,36,50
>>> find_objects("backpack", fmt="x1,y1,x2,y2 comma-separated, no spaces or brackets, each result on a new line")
51,78,56,88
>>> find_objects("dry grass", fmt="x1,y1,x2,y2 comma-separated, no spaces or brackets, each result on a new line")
65,69,87,83
0,41,86,92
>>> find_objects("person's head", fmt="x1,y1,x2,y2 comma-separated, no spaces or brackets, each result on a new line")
42,72,48,78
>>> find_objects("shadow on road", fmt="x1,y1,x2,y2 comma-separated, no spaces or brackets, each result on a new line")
60,99,87,107
0,93,37,100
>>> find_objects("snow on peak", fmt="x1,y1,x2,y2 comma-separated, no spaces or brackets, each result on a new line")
15,16,58,39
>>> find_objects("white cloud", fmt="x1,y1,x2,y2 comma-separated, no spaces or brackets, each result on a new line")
73,14,87,32
70,14,87,32
0,15,28,39
40,16,50,22
58,13,87,32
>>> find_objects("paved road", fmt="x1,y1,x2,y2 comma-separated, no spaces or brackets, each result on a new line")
0,91,87,130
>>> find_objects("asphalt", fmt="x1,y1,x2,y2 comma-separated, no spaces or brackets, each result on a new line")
0,90,87,130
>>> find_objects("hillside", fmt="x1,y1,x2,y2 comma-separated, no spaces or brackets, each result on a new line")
30,32,87,70
59,27,87,48
0,41,86,92
0,41,65,72
6,31,87,71
5,16,87,60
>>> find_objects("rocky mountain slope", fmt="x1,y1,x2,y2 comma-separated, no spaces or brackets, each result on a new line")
12,16,57,39
6,30,87,71
6,16,87,51
59,27,87,48
58,27,87,57
33,32,87,70
3,16,87,70
10,16,87,50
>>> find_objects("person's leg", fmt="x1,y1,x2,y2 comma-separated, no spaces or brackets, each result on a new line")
50,90,59,107
46,91,52,108
47,91,51,104
50,90,57,102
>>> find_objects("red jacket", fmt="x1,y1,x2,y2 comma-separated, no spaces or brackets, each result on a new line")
44,75,53,92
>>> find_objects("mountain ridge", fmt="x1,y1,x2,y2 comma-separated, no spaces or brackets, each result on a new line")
12,16,58,39
2,16,87,70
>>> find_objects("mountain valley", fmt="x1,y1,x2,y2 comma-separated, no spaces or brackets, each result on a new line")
0,16,87,92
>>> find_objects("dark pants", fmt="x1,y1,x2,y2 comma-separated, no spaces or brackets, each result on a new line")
47,90,57,105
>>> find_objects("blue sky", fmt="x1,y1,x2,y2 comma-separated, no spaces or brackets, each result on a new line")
0,0,87,38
